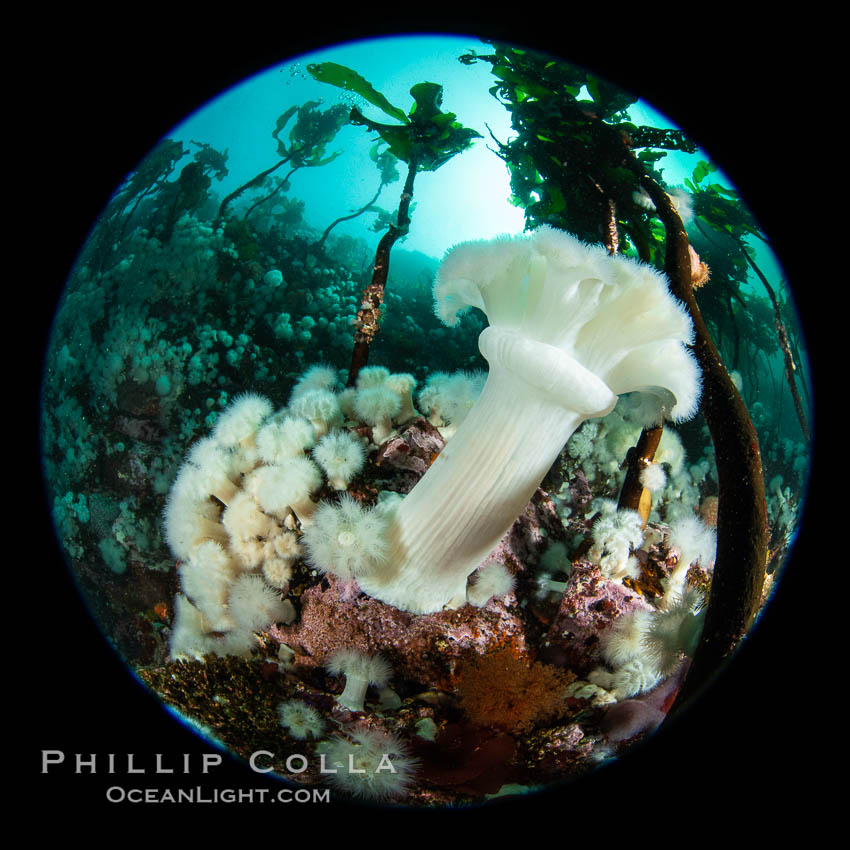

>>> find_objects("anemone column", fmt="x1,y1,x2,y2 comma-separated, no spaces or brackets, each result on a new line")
358,344,612,613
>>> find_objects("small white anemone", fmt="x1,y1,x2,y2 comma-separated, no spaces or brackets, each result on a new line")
221,490,274,542
588,500,645,581
466,561,515,607
261,529,302,587
313,429,366,490
639,462,667,493
290,364,339,404
418,370,484,430
668,515,717,570
383,372,418,424
621,391,668,429
221,490,275,565
600,607,656,668
179,539,238,631
353,386,401,444
664,514,717,597
228,574,294,633
644,588,706,675
355,366,391,389
163,462,230,561
261,556,293,589
325,649,393,712
278,699,326,740
169,594,214,661
417,372,451,426
247,456,323,525
301,493,390,581
337,386,358,421
567,427,595,461
290,388,343,438
212,393,273,448
656,428,686,476
256,415,316,464
539,540,571,574
316,727,417,801
588,656,663,700
186,437,241,505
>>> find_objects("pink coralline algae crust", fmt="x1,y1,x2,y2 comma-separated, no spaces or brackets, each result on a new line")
540,561,654,675
271,574,528,691
271,455,568,694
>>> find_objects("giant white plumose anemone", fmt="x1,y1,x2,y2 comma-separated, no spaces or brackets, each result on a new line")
357,226,701,613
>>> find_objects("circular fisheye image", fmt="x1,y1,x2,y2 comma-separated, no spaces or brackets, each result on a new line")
39,33,812,808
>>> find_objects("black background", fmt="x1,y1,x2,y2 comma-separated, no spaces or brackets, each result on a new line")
25,10,822,830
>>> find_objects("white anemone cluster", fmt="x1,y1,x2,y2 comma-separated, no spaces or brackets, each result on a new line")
165,384,368,660
589,587,705,699
164,393,313,660
164,365,410,658
348,365,419,445
587,499,645,581
418,370,486,435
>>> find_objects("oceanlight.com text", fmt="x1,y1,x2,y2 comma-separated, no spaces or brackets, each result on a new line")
105,786,330,804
